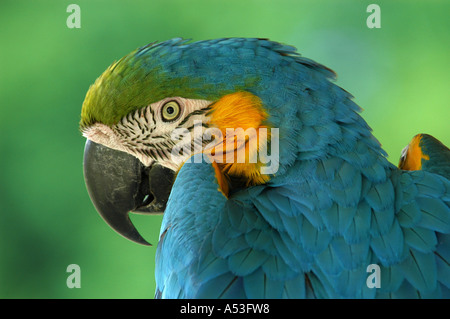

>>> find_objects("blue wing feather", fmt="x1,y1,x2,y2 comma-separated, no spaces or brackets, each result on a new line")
369,220,405,266
322,203,357,236
435,233,450,288
330,236,370,270
403,227,438,254
342,200,372,244
400,249,437,293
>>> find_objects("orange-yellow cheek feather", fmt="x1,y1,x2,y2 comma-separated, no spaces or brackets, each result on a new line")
399,134,430,170
208,91,267,131
205,91,272,192
211,160,230,198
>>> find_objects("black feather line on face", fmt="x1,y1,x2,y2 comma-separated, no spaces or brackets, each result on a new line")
143,149,152,158
178,106,211,127
147,107,156,133
183,121,209,134
127,112,133,123
117,128,129,138
150,148,158,159
136,116,143,131
151,135,166,140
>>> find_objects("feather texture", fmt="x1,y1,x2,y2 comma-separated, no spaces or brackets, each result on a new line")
83,38,449,298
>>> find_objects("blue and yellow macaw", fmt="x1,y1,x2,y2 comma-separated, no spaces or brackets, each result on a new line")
80,38,450,298
400,134,450,180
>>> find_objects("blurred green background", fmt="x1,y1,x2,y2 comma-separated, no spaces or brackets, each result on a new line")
0,0,448,298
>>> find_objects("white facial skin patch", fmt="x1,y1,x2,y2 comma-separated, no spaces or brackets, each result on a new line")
82,97,212,169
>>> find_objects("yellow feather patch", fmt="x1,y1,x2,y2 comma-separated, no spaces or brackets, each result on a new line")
399,134,430,170
205,91,272,188
211,160,230,198
208,91,267,131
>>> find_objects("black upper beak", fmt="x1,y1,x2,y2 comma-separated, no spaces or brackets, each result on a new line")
83,140,176,245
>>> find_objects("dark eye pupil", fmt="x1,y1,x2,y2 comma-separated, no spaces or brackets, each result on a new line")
166,106,174,114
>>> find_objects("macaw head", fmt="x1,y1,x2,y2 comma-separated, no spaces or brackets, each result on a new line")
399,133,450,179
80,38,341,245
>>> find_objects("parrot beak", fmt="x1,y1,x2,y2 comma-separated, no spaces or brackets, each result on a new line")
83,140,176,246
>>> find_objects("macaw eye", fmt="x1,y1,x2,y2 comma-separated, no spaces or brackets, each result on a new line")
161,101,181,122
